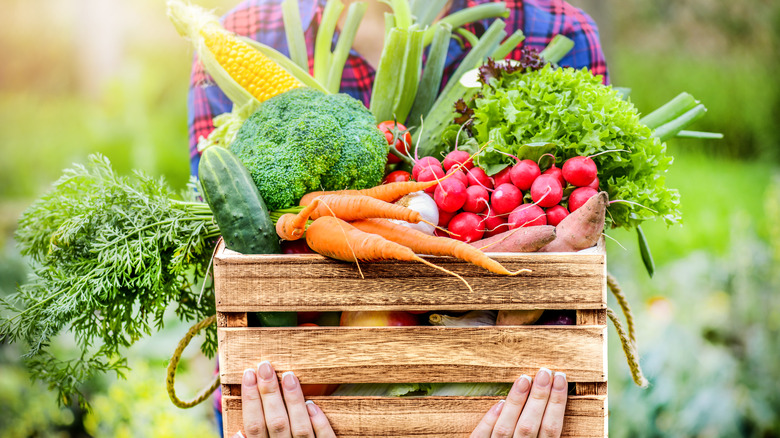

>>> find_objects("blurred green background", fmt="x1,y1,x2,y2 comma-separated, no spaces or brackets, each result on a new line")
1,0,778,436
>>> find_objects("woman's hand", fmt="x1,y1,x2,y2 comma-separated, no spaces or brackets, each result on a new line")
233,361,335,438
471,368,569,438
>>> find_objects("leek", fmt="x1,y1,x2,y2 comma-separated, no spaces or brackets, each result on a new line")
639,92,699,129
370,28,408,122
407,22,452,128
493,29,525,60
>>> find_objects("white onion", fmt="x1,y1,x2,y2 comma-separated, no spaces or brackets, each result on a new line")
390,191,438,235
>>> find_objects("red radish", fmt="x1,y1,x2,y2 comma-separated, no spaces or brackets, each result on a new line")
412,156,441,180
480,210,510,238
562,156,598,187
543,165,566,187
586,176,600,190
383,170,411,184
340,311,419,327
442,150,474,172
297,312,321,324
438,207,456,227
545,205,569,226
463,185,489,213
509,203,547,228
510,160,542,190
530,174,563,208
491,183,522,214
466,167,493,189
434,227,450,237
434,179,468,213
417,166,445,193
568,187,598,212
445,167,469,187
448,212,485,243
281,240,314,254
493,166,513,187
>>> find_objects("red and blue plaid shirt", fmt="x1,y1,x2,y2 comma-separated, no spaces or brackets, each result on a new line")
188,0,609,177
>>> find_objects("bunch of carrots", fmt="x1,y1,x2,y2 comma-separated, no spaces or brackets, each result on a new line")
274,173,532,292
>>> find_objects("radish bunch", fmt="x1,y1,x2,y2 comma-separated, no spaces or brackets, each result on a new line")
412,151,602,243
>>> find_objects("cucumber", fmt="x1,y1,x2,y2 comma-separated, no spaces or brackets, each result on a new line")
199,146,281,254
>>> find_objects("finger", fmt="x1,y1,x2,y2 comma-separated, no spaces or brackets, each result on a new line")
538,372,568,438
241,368,268,438
490,375,532,438
469,400,505,438
514,368,554,438
280,371,314,438
306,401,337,438
256,361,292,438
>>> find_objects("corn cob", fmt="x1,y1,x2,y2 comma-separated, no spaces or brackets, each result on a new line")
199,26,301,102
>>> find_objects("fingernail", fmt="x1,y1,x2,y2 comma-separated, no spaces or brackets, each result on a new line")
234,432,245,438
306,400,320,417
553,372,567,391
282,371,298,390
257,361,274,382
491,399,506,414
242,368,256,386
536,368,552,387
516,374,532,393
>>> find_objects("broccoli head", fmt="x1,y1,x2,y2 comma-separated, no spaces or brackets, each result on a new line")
230,88,388,210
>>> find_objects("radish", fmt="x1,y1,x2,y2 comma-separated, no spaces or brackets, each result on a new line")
586,176,600,190
509,203,547,228
491,183,522,214
417,166,445,193
542,165,566,188
480,209,510,238
438,207,456,227
442,150,474,172
568,187,598,212
463,185,489,213
562,156,598,187
510,159,541,190
434,178,468,213
493,166,513,187
545,205,569,226
448,212,485,243
445,167,469,187
412,156,442,180
530,174,563,208
465,167,493,189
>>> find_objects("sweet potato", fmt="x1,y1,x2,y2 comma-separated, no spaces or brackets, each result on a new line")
540,191,608,252
468,225,556,253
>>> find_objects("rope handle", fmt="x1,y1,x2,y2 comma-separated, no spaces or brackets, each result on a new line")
166,314,221,408
606,273,649,388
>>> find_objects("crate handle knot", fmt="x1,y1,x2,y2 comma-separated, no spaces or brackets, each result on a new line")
166,314,220,408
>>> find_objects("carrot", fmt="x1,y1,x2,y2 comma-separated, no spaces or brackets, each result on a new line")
300,180,440,206
275,200,320,240
469,225,557,253
351,219,530,276
540,191,608,252
305,216,473,292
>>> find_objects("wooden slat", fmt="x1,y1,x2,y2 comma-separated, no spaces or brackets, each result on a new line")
575,309,608,397
218,326,606,385
214,244,606,312
222,395,607,438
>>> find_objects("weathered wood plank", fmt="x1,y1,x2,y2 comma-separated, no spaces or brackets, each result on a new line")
214,243,606,312
218,326,607,385
575,309,608,397
222,395,607,438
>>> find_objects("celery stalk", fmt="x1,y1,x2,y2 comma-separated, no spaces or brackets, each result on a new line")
539,34,574,64
393,27,425,124
384,0,413,29
384,12,395,40
412,0,450,27
639,92,699,130
456,28,480,47
653,104,708,141
326,1,367,93
423,3,508,46
407,22,452,128
370,28,408,122
492,29,525,60
314,0,345,85
281,0,309,71
415,20,507,157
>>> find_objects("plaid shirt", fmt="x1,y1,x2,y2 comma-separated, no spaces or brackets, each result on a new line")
188,0,609,178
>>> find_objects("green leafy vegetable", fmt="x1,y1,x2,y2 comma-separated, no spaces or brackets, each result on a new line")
0,155,220,407
450,64,682,229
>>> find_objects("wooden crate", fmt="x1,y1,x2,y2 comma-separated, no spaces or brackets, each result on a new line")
214,240,607,438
